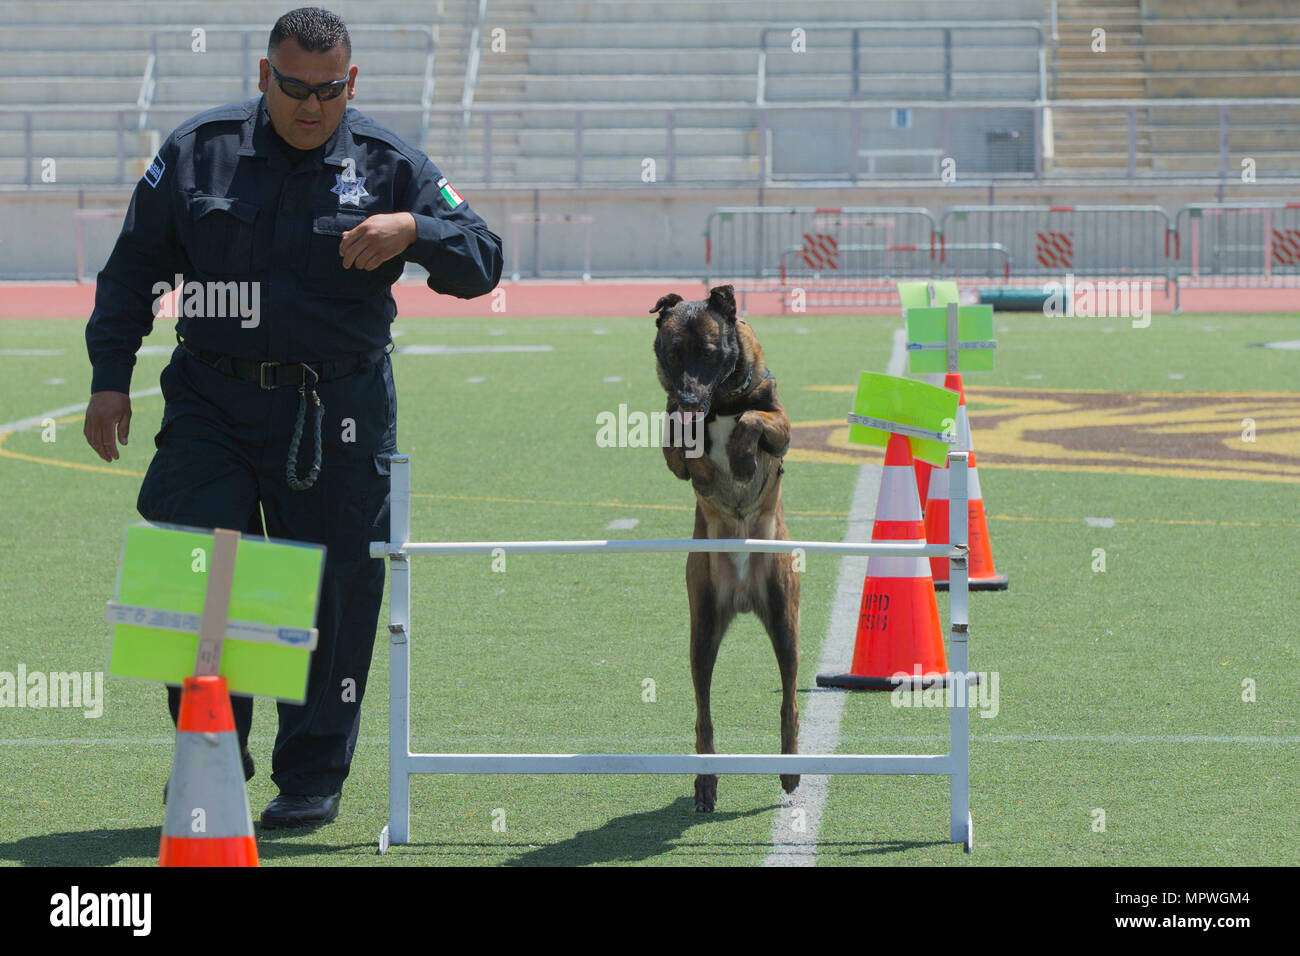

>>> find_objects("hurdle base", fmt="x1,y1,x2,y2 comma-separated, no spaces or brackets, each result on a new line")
934,575,1008,592
815,672,979,691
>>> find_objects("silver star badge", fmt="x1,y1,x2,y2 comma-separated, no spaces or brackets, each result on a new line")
331,173,369,207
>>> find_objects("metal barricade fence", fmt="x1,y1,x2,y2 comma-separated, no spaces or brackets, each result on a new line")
773,242,1012,312
1172,203,1300,289
702,203,1300,311
705,206,941,310
707,204,1183,310
938,205,1175,289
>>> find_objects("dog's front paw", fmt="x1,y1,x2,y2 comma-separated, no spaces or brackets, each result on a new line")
727,417,761,481
664,444,690,480
694,774,718,812
686,450,719,492
728,449,757,482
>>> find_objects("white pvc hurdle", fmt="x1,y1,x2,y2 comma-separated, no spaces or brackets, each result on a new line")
369,452,974,855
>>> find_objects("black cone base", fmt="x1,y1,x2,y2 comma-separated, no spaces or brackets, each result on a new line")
815,672,979,691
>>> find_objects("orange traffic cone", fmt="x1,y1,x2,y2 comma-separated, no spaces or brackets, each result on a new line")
925,373,1008,591
914,458,934,512
159,675,258,866
817,432,952,690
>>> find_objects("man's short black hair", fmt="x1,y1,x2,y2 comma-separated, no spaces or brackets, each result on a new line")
268,7,351,59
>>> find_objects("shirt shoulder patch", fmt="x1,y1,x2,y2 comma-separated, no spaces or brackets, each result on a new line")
143,153,165,188
436,177,464,209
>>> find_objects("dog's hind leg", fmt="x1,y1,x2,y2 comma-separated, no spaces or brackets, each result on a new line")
756,558,801,795
688,550,734,812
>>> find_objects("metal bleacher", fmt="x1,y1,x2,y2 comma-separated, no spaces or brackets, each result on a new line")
0,0,478,186
3,0,1299,190
460,0,1048,185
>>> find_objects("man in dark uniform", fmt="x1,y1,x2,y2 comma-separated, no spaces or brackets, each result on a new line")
82,7,502,828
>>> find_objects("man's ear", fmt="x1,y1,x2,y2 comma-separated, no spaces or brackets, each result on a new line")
649,293,683,328
257,58,269,94
708,284,737,323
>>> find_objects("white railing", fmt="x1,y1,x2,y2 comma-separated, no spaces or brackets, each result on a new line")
11,99,1300,189
756,21,1046,105
368,452,976,856
135,26,437,141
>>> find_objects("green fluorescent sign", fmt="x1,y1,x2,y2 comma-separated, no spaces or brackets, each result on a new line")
905,304,997,374
107,523,324,702
847,372,960,467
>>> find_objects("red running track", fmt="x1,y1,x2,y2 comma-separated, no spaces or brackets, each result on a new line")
0,279,1295,320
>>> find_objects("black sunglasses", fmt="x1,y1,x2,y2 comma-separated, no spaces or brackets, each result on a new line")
268,63,349,101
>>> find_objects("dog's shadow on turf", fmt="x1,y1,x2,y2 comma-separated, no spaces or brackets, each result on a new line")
502,796,771,867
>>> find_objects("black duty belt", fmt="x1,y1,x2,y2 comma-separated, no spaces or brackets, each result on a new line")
176,339,385,389
176,338,387,492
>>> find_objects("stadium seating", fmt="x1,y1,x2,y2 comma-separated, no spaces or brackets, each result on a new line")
465,0,1046,184
0,0,478,185
3,0,1299,193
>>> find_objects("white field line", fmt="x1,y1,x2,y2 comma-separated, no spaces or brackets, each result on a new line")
762,326,908,867
0,386,163,435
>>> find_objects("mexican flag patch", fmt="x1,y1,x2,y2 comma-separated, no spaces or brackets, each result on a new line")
436,177,463,209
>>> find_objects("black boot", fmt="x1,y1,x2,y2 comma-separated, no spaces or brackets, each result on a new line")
259,792,341,829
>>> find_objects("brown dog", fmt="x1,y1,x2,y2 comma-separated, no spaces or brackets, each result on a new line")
651,284,800,812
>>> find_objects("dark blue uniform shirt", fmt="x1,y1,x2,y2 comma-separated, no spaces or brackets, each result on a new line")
86,95,503,393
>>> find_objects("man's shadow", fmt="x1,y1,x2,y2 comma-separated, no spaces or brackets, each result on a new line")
0,827,162,867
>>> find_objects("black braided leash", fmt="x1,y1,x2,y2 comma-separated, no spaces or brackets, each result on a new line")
286,365,323,491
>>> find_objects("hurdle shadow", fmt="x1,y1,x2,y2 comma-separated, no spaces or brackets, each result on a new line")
501,796,773,867
0,827,162,866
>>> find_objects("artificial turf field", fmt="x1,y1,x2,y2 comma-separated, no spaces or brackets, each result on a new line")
1,305,1297,866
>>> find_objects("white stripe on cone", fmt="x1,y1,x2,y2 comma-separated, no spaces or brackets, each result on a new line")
927,405,983,502
926,456,982,501
866,553,932,579
876,464,923,522
866,463,931,580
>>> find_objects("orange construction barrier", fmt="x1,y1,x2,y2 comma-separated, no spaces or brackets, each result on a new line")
817,432,952,690
158,675,258,867
924,373,1008,591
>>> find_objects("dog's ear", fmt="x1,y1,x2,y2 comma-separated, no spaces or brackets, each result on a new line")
708,284,737,324
649,293,684,328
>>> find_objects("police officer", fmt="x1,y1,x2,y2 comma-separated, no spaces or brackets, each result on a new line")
83,7,502,828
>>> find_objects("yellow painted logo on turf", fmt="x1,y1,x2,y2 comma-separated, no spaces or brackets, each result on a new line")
789,386,1300,483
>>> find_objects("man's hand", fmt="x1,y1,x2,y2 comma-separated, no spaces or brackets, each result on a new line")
339,212,417,271
84,390,132,462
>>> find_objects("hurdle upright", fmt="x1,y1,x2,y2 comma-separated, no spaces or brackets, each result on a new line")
370,453,974,855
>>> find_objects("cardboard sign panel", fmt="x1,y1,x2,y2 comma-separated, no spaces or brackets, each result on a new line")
896,280,960,312
846,372,960,466
906,304,997,374
108,523,324,702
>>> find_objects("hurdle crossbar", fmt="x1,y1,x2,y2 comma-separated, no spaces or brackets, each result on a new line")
372,452,973,855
